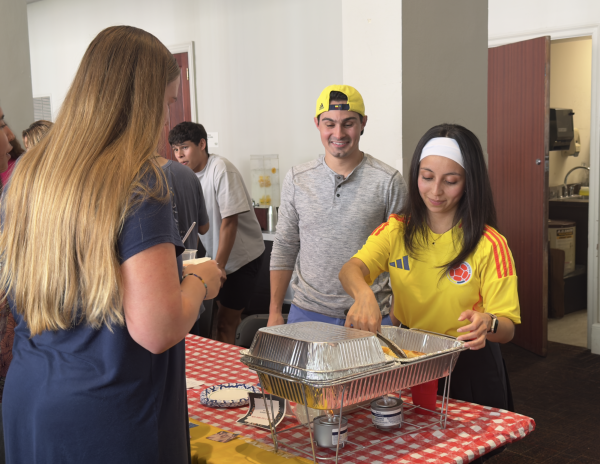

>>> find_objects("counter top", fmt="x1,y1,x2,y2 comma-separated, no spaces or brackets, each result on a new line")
550,197,589,203
262,230,277,241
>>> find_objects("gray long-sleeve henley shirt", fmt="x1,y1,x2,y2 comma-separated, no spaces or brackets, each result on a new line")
270,153,407,318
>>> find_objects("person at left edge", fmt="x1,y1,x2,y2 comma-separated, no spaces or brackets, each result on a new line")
0,105,14,464
0,106,24,187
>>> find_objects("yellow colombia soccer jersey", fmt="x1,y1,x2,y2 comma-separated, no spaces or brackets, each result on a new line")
353,214,521,337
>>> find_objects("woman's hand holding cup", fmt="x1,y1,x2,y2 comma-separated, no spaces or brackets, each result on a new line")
184,260,221,300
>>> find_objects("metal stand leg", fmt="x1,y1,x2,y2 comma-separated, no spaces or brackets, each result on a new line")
258,374,278,452
299,383,318,463
269,390,277,443
439,356,454,429
334,387,345,464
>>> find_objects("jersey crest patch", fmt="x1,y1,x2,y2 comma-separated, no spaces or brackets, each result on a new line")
447,262,472,284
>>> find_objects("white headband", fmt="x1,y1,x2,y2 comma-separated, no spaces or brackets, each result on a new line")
419,137,464,169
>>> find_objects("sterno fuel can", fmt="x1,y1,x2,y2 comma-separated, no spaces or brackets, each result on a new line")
313,415,348,448
371,396,403,431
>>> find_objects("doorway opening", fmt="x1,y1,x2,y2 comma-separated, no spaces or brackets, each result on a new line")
547,36,592,348
489,25,600,355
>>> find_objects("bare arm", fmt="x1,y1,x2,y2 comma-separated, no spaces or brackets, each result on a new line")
487,317,515,343
122,243,221,354
268,269,294,326
215,214,238,282
198,221,209,235
268,169,299,327
339,258,382,334
389,308,401,327
457,311,515,349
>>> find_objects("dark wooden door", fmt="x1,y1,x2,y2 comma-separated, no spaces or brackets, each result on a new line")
159,52,192,160
488,37,550,356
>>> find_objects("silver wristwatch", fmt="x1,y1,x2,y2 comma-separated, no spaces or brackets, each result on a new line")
487,313,499,334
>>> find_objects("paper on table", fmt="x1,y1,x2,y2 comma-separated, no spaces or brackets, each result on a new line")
237,393,285,430
186,378,205,389
206,431,240,443
246,399,271,426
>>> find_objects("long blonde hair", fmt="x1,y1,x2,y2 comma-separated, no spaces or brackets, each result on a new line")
0,26,180,335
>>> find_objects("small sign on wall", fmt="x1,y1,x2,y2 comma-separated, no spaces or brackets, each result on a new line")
207,132,218,148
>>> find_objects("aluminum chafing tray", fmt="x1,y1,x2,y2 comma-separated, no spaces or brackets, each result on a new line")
246,322,390,381
241,322,467,410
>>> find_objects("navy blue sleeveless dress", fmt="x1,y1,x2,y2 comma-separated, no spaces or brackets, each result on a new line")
3,192,189,463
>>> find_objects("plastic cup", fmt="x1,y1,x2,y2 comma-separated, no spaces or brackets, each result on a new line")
182,249,197,261
410,379,438,414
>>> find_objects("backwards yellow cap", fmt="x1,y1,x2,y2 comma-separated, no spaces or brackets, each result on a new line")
315,85,365,118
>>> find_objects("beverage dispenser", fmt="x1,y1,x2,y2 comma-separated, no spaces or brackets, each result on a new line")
250,155,280,208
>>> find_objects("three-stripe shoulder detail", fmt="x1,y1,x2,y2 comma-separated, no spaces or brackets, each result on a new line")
483,227,514,278
371,222,389,236
371,215,405,236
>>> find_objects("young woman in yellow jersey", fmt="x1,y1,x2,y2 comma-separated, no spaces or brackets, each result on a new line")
339,123,520,413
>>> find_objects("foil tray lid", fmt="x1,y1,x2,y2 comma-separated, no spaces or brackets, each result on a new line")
248,321,387,373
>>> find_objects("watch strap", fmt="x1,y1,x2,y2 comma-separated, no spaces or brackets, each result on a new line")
487,313,499,333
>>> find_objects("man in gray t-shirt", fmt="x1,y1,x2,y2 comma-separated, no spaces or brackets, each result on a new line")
169,122,265,344
269,85,407,330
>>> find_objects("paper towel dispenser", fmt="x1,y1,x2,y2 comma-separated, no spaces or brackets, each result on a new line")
549,108,574,151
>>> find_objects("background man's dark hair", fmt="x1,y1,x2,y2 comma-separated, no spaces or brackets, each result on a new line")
317,91,365,135
168,121,209,155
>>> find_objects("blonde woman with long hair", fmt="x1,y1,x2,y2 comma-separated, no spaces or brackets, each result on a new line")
0,26,221,463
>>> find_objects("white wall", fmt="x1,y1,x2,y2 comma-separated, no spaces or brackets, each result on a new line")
489,0,600,38
26,0,343,189
549,37,592,187
489,0,600,354
341,0,403,173
0,0,34,145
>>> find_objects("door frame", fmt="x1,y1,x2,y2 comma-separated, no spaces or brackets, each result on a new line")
168,42,198,123
490,25,600,354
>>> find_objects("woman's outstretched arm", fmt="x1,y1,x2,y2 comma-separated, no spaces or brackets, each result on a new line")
339,257,382,334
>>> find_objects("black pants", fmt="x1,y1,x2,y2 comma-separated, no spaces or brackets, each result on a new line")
437,341,513,411
437,341,514,462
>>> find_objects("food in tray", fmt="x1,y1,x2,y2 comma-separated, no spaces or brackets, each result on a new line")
382,346,425,359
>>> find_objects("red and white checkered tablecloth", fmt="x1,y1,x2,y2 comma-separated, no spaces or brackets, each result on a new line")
185,335,535,464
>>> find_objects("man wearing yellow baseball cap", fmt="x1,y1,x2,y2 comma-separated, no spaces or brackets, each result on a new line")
268,85,407,329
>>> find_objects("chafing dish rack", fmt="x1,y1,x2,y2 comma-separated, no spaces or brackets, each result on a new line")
240,322,467,463
241,322,466,410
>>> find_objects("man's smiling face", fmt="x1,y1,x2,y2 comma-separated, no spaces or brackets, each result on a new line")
314,101,366,159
